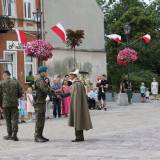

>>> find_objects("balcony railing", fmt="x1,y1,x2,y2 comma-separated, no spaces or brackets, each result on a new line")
0,16,14,33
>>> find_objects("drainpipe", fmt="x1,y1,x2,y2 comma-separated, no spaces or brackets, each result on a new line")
41,0,45,40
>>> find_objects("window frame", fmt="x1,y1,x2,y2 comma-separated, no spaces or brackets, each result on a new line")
23,0,34,20
24,55,37,83
3,51,17,79
2,0,17,17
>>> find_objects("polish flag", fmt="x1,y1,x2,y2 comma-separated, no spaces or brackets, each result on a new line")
51,23,66,42
106,34,122,44
15,29,27,44
142,34,151,43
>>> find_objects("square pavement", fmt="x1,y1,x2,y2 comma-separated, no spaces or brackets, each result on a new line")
1,101,160,160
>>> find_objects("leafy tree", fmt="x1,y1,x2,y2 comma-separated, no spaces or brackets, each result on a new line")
66,29,85,69
97,0,160,91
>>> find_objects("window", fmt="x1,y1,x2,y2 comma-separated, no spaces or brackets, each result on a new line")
3,51,17,79
2,0,16,17
24,0,33,19
25,56,36,83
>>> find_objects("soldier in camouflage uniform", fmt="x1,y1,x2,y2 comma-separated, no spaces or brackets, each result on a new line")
0,71,23,141
34,66,55,143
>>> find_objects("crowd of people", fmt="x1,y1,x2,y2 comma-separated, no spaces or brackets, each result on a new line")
140,77,159,102
118,75,159,105
0,74,109,123
0,66,110,142
1,65,158,143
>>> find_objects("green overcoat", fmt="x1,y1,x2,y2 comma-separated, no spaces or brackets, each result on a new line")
69,79,93,130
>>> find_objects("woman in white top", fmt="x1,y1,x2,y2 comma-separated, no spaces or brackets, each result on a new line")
151,77,158,100
26,87,34,120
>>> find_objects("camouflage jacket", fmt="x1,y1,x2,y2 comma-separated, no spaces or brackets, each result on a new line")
0,78,23,108
34,77,54,104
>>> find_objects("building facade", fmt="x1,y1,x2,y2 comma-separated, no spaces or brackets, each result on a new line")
44,0,106,84
0,0,40,87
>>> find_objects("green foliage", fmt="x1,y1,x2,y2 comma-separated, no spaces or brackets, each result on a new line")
129,70,159,92
96,0,160,92
66,29,85,49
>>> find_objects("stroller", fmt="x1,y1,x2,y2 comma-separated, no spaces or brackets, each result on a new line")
88,97,96,110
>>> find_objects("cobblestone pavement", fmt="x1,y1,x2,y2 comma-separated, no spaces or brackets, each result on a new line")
1,101,160,160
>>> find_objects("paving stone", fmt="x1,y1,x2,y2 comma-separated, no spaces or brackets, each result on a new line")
0,101,160,159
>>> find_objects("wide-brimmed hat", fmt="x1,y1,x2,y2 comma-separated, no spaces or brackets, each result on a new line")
69,69,79,76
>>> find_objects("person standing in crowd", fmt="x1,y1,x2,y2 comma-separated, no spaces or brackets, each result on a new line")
96,74,108,110
51,78,62,118
18,93,27,123
45,77,51,119
0,71,23,141
62,80,71,117
34,66,55,143
69,69,93,142
151,77,158,100
87,88,98,110
64,74,72,86
26,87,34,121
145,88,150,102
140,82,146,103
120,75,132,104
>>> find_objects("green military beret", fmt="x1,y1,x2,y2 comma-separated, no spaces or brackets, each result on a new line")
38,66,48,73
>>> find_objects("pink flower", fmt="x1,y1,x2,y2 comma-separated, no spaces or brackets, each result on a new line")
117,48,138,65
25,40,54,61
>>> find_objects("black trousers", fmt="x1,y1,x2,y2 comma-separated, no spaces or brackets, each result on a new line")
75,129,84,140
53,100,61,117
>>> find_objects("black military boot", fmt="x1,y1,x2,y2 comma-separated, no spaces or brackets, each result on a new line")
72,138,84,142
35,136,47,143
3,135,12,140
11,133,19,141
41,136,49,142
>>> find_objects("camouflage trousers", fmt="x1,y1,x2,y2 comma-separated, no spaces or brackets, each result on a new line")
34,103,46,137
3,107,19,136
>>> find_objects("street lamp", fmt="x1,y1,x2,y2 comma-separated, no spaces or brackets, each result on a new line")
123,22,131,44
32,9,42,39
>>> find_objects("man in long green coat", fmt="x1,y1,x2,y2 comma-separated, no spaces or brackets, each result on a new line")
69,69,93,142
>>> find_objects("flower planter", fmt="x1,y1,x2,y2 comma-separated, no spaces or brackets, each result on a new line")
132,93,141,103
105,92,113,102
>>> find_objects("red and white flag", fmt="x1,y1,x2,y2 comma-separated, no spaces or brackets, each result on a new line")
142,34,151,43
51,23,66,42
15,29,26,44
106,34,121,44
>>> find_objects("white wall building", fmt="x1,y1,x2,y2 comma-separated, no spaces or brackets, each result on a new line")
44,0,106,83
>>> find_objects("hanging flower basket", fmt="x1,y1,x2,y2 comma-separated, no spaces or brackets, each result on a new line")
117,48,138,65
25,40,54,61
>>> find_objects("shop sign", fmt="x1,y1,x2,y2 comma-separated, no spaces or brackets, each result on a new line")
6,41,25,51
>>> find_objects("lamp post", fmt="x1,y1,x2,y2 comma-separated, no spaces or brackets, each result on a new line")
123,22,131,44
123,23,131,79
32,9,42,39
32,9,43,66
